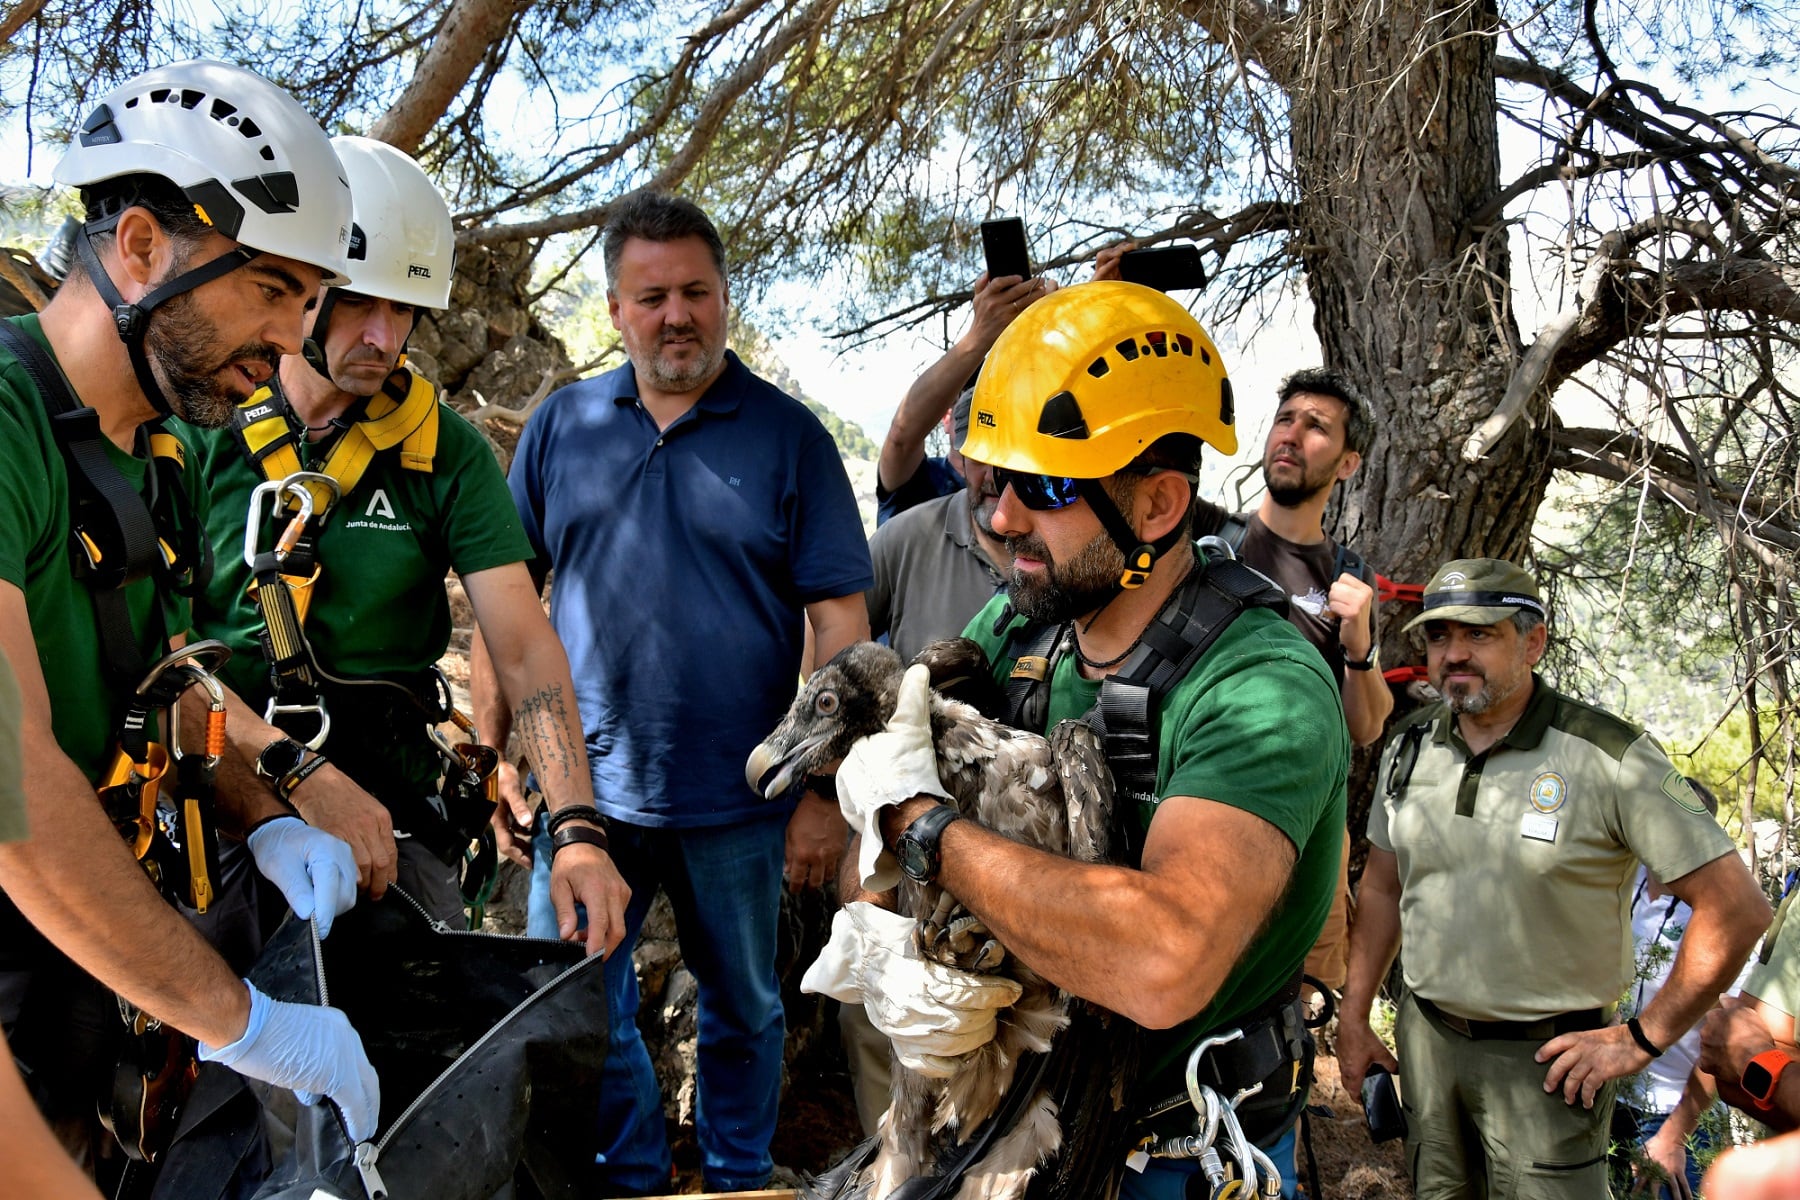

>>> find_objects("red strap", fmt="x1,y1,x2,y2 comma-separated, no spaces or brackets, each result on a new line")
1377,573,1424,604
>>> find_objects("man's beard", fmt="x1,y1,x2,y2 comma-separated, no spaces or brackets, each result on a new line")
1438,664,1526,715
1004,532,1123,624
1262,457,1335,508
144,289,276,429
971,486,1000,539
636,324,725,393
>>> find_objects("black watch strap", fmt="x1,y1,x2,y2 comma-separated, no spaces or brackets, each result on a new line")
275,749,330,802
898,803,961,884
1343,645,1379,672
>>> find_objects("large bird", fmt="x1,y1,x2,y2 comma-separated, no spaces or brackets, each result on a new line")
746,640,1138,1200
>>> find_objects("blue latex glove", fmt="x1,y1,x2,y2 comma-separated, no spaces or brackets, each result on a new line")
199,981,381,1142
248,815,357,937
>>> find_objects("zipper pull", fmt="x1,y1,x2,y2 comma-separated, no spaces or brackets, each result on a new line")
354,1141,388,1199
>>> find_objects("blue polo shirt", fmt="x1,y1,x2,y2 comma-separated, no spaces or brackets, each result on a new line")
509,350,873,828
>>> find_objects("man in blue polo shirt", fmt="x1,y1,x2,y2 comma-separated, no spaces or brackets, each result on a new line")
475,190,871,1195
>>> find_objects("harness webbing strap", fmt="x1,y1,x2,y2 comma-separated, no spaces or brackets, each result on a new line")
231,365,439,518
0,322,187,688
1093,557,1289,807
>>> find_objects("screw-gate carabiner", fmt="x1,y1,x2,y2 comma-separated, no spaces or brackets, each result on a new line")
243,471,341,569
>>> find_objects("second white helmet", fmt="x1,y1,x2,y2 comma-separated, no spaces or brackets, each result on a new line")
333,136,455,308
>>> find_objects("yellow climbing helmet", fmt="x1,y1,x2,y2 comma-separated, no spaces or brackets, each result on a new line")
964,281,1235,477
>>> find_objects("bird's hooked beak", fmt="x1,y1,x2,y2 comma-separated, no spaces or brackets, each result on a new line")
745,730,833,800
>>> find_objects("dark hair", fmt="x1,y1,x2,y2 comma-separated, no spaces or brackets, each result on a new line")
601,190,728,289
1277,366,1373,457
65,174,212,283
1118,433,1201,541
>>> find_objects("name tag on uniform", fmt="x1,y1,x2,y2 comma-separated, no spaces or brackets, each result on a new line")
1520,812,1559,842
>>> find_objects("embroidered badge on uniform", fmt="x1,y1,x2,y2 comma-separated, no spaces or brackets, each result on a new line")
1529,771,1567,813
1661,769,1707,814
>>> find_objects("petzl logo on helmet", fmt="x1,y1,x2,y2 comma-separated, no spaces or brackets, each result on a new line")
1529,772,1567,813
977,410,996,428
408,264,431,279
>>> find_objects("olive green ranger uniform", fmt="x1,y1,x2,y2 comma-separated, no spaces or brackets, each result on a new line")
1746,894,1800,1020
1369,679,1737,1198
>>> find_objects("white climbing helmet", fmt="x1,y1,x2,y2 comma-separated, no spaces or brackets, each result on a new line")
332,135,455,308
54,59,351,284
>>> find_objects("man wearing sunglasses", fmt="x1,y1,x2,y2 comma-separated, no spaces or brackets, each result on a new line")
831,281,1349,1199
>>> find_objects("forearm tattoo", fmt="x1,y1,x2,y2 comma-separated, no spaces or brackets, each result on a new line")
513,684,582,784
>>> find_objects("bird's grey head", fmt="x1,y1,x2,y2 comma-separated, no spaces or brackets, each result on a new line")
745,642,906,800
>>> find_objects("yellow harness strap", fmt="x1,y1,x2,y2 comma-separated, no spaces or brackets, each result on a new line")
234,363,440,511
98,745,171,865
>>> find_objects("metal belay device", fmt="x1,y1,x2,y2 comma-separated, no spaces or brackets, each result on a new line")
149,887,608,1200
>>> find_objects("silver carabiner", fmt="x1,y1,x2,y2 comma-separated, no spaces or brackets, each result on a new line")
243,471,341,569
265,699,331,751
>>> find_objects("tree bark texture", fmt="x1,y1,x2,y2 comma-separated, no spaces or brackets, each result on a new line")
1282,0,1550,598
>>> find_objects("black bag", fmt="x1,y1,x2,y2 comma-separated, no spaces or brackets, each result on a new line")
151,887,607,1200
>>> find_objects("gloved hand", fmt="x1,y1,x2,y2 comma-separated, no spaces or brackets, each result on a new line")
199,981,381,1142
247,815,358,938
802,902,1021,1077
836,663,951,891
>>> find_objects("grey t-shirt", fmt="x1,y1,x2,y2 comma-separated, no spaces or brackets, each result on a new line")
867,489,1008,663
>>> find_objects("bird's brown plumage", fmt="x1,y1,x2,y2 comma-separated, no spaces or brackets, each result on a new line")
748,641,1137,1200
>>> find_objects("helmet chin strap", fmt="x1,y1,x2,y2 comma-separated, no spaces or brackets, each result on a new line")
302,290,417,386
1075,478,1190,590
76,225,257,418
300,286,341,381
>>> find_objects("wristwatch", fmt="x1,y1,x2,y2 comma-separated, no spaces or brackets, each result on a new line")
1344,645,1380,672
1742,1048,1794,1112
896,804,962,885
254,737,308,785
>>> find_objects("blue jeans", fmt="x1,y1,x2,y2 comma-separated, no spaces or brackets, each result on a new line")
1619,1105,1712,1198
1120,1120,1300,1199
528,814,787,1194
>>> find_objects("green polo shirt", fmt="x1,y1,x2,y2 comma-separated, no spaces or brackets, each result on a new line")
965,582,1347,1094
1746,892,1800,1019
1369,676,1737,1022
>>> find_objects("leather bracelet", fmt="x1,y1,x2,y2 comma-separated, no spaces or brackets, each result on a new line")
276,751,330,802
1627,1016,1664,1058
550,823,610,857
544,804,606,838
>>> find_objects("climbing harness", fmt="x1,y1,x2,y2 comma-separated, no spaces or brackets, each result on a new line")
231,377,498,886
97,639,232,913
94,640,233,1165
999,539,1288,857
1125,1029,1290,1198
0,322,209,691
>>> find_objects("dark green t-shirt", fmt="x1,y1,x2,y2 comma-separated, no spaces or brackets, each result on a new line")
964,578,1348,1093
0,315,185,782
178,381,533,790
